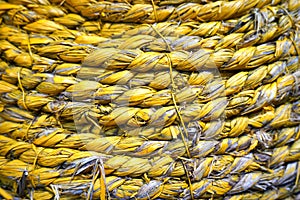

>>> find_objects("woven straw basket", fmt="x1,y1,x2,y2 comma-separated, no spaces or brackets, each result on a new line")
0,0,300,199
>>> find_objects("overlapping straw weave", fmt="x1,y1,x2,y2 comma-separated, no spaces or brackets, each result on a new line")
0,0,300,199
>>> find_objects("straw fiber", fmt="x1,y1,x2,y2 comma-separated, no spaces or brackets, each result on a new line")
0,0,299,199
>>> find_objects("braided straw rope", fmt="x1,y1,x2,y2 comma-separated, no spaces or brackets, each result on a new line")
0,1,298,37
76,0,282,23
0,56,298,98
97,20,293,50
0,154,299,199
1,99,299,141
84,31,300,71
1,122,299,159
100,5,299,38
0,71,298,131
0,0,300,199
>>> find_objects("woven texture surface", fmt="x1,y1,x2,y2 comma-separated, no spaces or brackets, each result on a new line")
0,0,300,199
